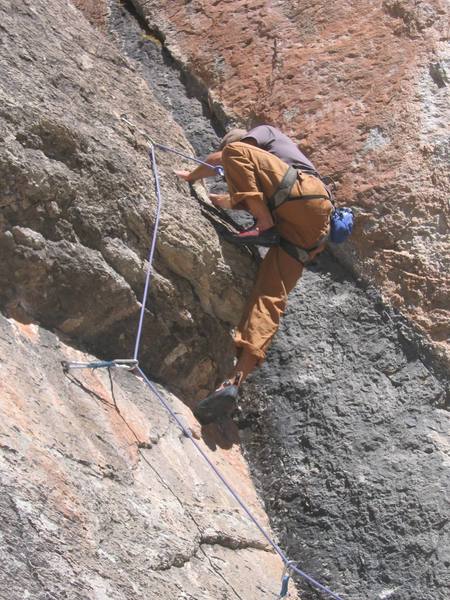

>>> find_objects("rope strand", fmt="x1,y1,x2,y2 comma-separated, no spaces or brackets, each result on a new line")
133,145,163,361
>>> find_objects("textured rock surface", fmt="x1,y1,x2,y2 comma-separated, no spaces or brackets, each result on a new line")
0,0,256,400
137,0,450,363
0,314,294,599
107,0,224,160
0,4,297,598
72,0,108,30
240,253,449,600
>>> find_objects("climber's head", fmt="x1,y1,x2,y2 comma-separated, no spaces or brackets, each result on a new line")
219,128,247,149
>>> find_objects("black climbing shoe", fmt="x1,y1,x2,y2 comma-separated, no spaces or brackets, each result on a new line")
223,226,280,247
194,375,242,425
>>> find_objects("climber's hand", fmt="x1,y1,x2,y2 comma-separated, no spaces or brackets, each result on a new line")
174,170,192,182
209,193,231,209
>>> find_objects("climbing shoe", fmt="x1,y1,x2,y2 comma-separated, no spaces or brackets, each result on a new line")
224,226,280,247
194,375,242,425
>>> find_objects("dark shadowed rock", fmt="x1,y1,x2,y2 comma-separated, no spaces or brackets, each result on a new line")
240,253,449,600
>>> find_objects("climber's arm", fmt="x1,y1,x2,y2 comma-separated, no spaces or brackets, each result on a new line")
175,151,223,182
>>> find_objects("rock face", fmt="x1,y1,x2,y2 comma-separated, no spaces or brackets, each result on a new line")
1,2,449,600
100,5,449,598
137,0,450,364
0,314,293,599
72,0,108,30
240,254,449,600
0,0,256,400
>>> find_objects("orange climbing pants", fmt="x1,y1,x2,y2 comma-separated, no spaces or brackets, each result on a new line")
222,141,333,370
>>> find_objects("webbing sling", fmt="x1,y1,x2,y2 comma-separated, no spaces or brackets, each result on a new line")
279,235,327,264
267,166,330,264
267,166,298,211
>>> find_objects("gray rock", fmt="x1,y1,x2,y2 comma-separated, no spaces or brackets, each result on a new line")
2,3,448,600
241,254,449,600
0,0,255,400
100,16,449,599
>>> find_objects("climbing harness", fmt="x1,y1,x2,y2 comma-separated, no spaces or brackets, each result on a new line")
266,165,330,213
62,119,346,600
279,235,327,264
267,165,354,263
267,165,331,264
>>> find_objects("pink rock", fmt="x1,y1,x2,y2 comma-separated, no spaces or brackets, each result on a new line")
139,0,449,364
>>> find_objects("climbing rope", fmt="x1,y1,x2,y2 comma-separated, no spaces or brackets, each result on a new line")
133,143,162,361
120,115,224,176
63,120,346,600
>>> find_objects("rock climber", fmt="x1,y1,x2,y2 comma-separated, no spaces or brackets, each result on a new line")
176,125,333,424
